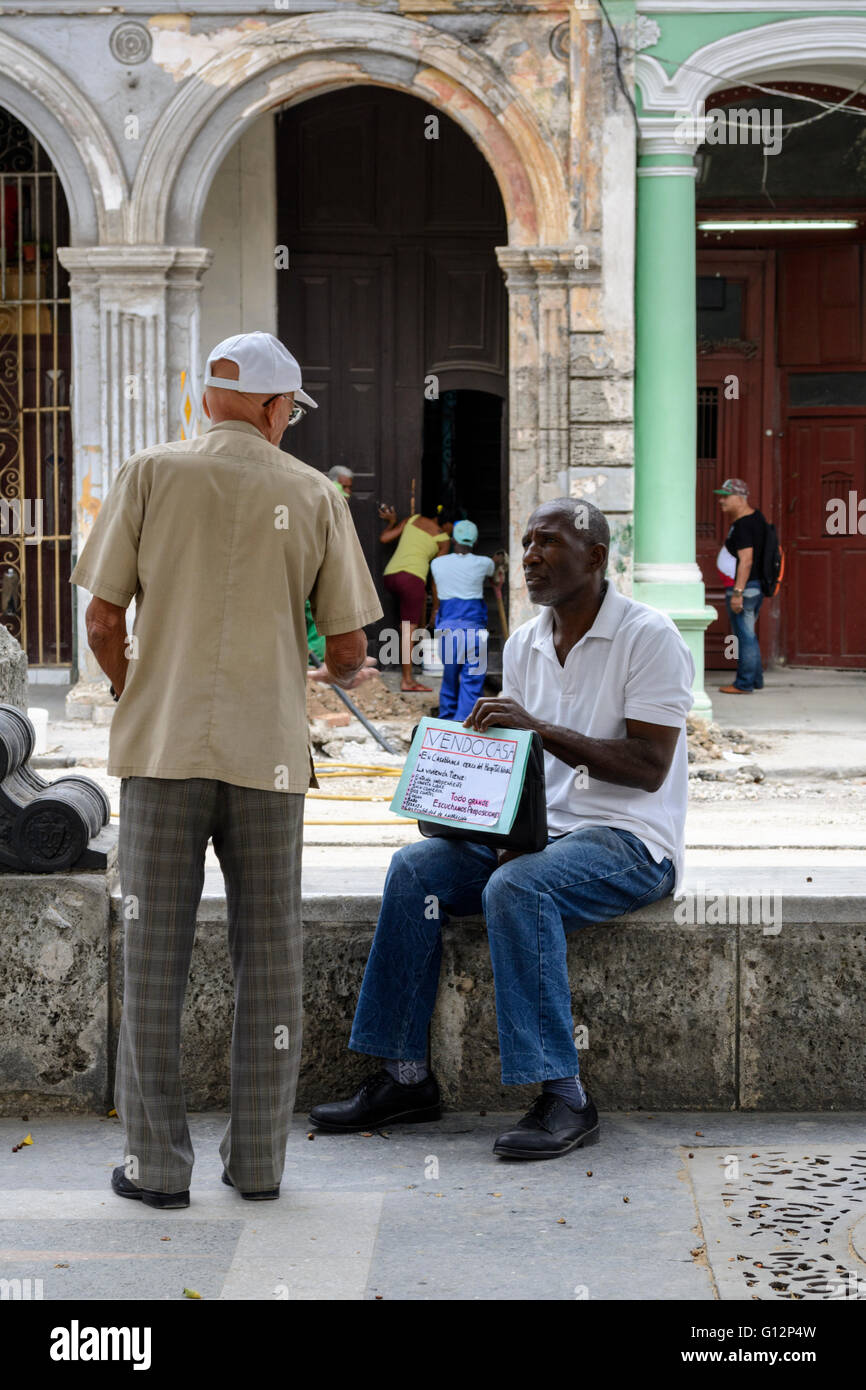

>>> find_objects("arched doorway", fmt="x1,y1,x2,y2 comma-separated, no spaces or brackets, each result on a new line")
695,84,866,670
276,87,508,669
0,107,72,669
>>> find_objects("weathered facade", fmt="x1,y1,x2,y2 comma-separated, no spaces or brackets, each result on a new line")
635,4,866,683
0,1,645,691
1,3,863,715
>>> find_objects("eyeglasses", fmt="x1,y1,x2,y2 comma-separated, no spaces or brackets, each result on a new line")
261,394,307,426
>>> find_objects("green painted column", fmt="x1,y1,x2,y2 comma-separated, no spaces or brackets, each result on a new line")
634,146,715,719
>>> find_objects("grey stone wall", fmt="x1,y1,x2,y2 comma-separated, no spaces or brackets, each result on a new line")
0,625,27,711
1,874,864,1114
0,875,109,1112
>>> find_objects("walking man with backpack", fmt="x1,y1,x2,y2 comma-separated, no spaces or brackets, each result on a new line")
715,478,769,694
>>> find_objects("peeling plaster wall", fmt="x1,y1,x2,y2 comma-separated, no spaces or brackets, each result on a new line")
199,114,277,353
569,11,637,595
0,2,640,664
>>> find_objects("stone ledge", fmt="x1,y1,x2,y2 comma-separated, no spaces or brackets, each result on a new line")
1,871,863,1114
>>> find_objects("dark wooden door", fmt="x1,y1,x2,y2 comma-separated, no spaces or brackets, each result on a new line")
696,254,773,669
276,87,508,650
283,254,393,570
783,416,866,666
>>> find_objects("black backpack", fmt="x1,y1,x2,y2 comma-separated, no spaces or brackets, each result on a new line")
759,522,785,599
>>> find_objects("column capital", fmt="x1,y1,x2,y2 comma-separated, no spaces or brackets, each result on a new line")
638,117,701,160
57,245,213,287
495,242,601,288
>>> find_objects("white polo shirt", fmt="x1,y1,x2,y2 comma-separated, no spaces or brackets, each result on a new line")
501,583,694,893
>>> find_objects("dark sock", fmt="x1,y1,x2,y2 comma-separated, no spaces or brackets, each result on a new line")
384,1058,429,1086
543,1076,588,1111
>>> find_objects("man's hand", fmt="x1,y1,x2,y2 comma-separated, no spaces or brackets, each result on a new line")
308,656,378,689
730,593,744,614
463,697,540,734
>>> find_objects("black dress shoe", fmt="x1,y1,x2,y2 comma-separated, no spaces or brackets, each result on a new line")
111,1165,189,1209
221,1170,280,1201
493,1094,600,1159
308,1067,442,1133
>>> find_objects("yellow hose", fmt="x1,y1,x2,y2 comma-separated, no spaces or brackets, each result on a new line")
108,764,407,822
305,819,416,826
307,792,393,801
313,763,401,776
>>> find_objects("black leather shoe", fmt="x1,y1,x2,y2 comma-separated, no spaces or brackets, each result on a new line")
221,1170,280,1201
111,1165,189,1209
493,1094,600,1159
309,1068,442,1132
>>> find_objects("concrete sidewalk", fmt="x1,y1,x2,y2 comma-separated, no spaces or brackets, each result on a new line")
1,1111,864,1301
704,669,866,779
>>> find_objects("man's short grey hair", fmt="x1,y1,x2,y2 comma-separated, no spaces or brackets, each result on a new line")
537,497,610,569
328,465,353,483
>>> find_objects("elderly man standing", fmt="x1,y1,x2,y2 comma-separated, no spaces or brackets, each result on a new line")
70,331,382,1208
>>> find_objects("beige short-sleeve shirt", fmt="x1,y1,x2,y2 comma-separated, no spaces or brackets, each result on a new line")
69,419,383,792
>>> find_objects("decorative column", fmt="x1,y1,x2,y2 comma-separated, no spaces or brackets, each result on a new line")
57,245,213,681
633,125,715,718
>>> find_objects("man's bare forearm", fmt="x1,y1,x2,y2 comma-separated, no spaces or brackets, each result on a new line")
87,624,129,694
534,721,668,793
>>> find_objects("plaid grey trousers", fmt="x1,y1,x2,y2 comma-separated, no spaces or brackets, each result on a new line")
116,777,305,1194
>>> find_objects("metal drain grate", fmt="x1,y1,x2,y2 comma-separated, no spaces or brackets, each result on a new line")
688,1146,866,1300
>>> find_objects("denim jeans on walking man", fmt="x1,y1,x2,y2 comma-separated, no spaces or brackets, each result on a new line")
349,827,674,1085
725,581,764,692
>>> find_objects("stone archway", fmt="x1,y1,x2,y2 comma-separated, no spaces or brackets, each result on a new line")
633,14,866,715
0,32,130,680
0,31,126,246
122,12,578,628
130,12,567,250
636,14,866,124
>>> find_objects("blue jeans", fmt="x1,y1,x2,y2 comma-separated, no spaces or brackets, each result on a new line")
349,827,675,1085
433,597,488,721
725,582,764,691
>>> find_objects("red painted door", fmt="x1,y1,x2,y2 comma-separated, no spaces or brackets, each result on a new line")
696,255,772,669
783,416,866,666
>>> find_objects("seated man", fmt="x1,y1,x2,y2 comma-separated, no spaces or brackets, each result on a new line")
310,498,695,1159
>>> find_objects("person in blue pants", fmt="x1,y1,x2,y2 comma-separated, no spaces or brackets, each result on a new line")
429,519,495,720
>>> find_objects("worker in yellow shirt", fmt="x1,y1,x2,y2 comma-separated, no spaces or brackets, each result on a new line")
378,503,453,691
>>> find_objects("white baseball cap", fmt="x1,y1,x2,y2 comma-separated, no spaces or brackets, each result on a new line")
204,331,318,408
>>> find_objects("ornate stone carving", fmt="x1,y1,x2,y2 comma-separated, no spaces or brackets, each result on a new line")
550,21,570,63
633,17,661,53
0,703,112,872
109,22,152,66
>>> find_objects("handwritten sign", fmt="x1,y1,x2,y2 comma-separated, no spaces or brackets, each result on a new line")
390,718,533,834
